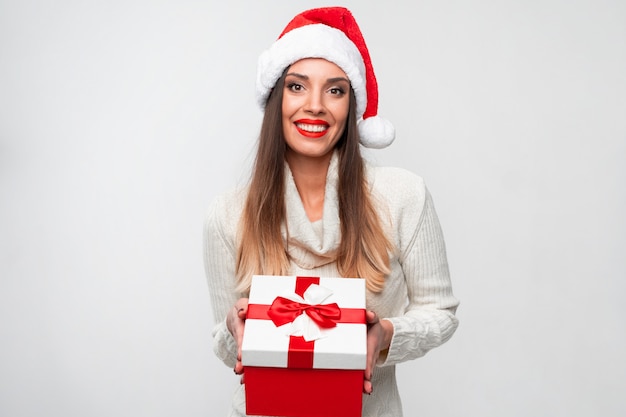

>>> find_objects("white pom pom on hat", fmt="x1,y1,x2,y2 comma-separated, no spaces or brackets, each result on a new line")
256,7,395,149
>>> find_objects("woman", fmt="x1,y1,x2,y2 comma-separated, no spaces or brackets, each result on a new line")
204,7,459,417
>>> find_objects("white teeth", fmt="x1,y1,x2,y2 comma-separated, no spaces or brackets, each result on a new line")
296,123,327,133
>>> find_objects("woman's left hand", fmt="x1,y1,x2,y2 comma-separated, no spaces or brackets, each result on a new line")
363,310,393,394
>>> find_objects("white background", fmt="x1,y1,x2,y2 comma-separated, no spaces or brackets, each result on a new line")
1,1,625,416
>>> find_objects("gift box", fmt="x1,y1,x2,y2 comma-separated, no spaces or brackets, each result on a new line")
241,275,367,417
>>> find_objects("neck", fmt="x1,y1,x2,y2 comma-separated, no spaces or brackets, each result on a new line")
286,151,333,222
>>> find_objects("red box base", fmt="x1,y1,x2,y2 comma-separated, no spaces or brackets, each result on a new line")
245,366,363,417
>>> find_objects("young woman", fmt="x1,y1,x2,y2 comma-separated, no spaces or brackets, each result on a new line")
204,7,459,416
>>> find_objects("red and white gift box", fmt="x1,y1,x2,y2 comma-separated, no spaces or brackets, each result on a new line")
241,275,367,417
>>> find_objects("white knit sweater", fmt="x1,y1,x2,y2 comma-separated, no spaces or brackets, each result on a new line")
203,154,459,417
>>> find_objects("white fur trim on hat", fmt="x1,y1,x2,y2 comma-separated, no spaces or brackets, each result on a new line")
256,24,367,119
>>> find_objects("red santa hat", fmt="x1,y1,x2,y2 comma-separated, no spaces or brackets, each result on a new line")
256,7,395,149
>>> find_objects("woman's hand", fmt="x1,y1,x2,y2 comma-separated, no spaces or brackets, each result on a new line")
226,298,249,377
363,310,393,394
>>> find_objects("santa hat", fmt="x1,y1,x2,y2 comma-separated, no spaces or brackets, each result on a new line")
256,7,395,149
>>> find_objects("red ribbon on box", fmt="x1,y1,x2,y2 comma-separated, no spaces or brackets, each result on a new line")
246,276,366,369
267,296,341,328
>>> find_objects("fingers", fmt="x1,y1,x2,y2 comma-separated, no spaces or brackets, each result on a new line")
364,344,376,387
365,310,379,325
234,359,245,386
237,298,249,320
234,298,249,319
364,310,382,394
363,366,375,395
228,298,249,335
235,320,245,364
363,377,373,395
231,298,249,379
234,360,245,375
364,333,377,395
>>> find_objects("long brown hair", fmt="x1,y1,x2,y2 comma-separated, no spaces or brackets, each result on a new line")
235,71,393,293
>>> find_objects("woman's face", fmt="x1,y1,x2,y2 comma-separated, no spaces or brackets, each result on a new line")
282,58,350,161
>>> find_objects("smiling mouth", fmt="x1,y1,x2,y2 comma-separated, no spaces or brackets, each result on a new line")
295,120,329,138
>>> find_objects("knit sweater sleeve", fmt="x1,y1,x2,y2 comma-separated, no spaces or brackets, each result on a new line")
376,170,460,366
203,191,242,369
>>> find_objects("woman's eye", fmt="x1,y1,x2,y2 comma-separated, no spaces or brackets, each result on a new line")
329,87,346,96
287,83,303,92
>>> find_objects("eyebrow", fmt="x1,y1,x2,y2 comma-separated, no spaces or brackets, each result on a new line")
286,72,350,85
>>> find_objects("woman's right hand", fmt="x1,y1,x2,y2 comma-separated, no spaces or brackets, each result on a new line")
226,298,249,376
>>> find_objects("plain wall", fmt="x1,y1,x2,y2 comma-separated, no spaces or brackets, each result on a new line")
1,1,625,416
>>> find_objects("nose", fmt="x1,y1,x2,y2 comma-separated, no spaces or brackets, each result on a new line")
304,90,325,115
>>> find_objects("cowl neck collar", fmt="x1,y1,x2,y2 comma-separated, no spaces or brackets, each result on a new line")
282,153,341,269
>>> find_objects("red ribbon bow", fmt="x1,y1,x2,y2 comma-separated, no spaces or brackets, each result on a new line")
267,296,342,329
